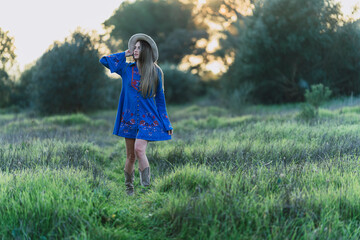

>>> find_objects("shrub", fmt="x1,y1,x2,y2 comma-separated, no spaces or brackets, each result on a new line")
30,30,109,114
161,63,201,103
298,103,317,121
299,84,332,119
304,84,332,110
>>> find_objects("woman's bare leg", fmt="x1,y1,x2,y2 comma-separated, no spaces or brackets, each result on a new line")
124,138,136,173
134,139,149,171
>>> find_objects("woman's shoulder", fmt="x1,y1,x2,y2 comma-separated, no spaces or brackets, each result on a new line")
155,64,163,78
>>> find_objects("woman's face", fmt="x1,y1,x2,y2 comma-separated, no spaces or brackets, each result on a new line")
133,41,141,60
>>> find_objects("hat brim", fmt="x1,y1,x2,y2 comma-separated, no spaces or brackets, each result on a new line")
128,33,159,62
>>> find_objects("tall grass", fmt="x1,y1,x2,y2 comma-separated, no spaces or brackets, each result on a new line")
1,97,360,238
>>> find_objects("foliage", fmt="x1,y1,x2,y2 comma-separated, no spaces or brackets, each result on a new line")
222,0,360,104
103,0,208,65
100,77,122,109
0,70,11,108
161,63,202,103
199,0,253,59
323,21,360,96
0,28,16,108
299,84,332,120
304,84,332,110
298,103,317,120
29,30,112,114
0,28,16,71
9,66,34,108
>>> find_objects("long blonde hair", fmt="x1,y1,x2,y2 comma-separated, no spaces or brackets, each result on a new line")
137,40,164,98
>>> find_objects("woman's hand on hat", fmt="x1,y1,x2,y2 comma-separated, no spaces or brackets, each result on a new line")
125,49,133,57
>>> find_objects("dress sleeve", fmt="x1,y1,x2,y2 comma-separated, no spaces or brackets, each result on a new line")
155,72,173,131
99,51,128,75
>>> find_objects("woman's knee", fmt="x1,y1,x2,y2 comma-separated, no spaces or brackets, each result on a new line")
134,145,146,158
127,153,136,163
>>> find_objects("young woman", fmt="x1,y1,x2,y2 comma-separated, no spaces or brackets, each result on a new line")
100,33,173,196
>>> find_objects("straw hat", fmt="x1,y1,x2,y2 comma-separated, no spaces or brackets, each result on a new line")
128,33,159,62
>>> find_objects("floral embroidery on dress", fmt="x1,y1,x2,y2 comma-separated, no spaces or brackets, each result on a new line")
100,51,173,141
131,67,140,91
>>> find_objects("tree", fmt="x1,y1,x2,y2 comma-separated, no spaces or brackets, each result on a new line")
195,0,255,68
222,0,360,104
0,28,16,107
103,0,208,65
0,70,11,107
322,21,360,96
0,28,16,71
161,63,201,103
10,65,35,108
30,30,109,114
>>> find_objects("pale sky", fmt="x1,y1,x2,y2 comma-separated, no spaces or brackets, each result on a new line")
0,0,124,71
0,0,359,72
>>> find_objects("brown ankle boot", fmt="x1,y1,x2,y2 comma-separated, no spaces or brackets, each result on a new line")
124,169,134,196
139,167,151,188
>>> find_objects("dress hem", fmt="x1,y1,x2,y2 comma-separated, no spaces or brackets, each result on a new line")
112,132,171,142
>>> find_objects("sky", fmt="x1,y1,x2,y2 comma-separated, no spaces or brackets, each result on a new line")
0,0,359,72
0,0,124,71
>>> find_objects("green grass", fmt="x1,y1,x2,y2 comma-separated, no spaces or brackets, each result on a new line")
1,97,360,239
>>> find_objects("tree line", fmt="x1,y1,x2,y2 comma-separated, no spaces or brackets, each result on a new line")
0,0,359,114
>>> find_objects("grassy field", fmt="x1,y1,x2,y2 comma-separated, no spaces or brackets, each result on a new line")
1,97,360,239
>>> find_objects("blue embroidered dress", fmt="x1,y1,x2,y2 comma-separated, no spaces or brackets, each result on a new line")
100,52,173,141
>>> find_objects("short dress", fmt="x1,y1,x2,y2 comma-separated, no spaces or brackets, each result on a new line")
100,51,173,141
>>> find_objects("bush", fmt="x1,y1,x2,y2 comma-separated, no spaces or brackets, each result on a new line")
299,84,332,119
161,63,201,103
304,84,332,110
30,30,109,114
298,103,317,120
